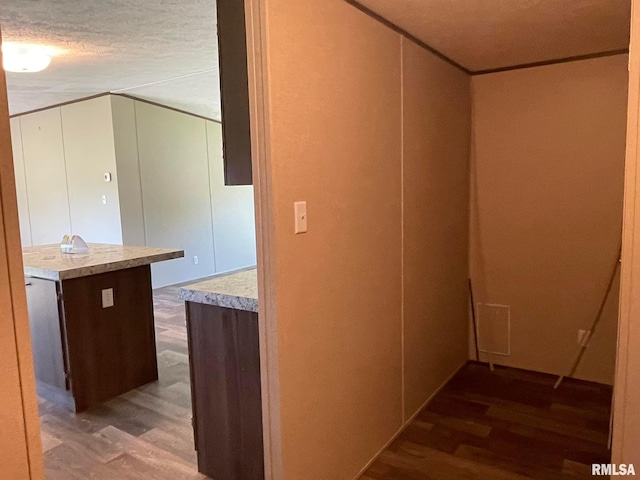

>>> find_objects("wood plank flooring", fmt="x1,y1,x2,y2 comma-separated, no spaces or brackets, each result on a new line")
39,284,613,480
360,362,613,480
39,285,208,479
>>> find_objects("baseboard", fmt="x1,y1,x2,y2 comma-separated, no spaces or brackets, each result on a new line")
468,359,614,388
352,359,468,480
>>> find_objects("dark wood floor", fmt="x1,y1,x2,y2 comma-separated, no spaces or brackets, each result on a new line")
39,285,207,480
361,362,613,480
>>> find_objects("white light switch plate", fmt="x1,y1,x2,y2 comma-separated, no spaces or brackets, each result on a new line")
294,201,307,234
102,288,114,308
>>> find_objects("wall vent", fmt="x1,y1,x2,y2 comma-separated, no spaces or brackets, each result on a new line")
477,303,510,356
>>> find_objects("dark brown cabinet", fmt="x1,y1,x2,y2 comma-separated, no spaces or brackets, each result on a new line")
185,301,264,480
216,0,253,186
25,265,159,412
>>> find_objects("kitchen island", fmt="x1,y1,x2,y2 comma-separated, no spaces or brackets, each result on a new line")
23,243,183,412
180,268,263,480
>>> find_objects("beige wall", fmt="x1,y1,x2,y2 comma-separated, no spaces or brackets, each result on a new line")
402,39,471,418
262,1,471,478
470,55,628,384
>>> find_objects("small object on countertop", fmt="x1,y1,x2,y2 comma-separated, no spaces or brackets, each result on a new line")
60,235,89,254
60,234,72,253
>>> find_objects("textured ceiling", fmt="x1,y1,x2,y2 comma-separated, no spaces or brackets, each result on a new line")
353,0,631,72
0,0,220,119
0,1,631,116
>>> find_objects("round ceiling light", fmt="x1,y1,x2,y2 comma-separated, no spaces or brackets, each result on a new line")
2,43,55,73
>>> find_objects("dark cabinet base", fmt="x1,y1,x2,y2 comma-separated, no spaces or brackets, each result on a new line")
185,302,264,480
27,265,159,412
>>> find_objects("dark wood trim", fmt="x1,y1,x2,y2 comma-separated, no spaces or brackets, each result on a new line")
472,49,630,75
344,1,629,76
344,0,472,75
113,93,222,124
11,92,222,124
9,92,111,118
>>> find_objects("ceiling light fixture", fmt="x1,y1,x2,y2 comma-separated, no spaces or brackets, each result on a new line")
1,43,55,73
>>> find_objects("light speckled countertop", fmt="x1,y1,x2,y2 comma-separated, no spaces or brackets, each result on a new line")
23,244,184,281
180,268,258,312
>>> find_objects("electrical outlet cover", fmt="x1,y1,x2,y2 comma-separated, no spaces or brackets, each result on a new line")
102,288,114,308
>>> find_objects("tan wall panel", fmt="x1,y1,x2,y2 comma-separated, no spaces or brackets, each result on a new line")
613,0,640,465
264,0,403,478
0,41,44,479
402,39,471,418
470,55,628,384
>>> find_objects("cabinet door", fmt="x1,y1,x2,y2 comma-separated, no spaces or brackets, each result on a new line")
25,277,67,390
216,0,253,185
186,302,264,480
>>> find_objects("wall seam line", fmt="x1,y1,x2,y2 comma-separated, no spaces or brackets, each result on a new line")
132,101,148,246
205,122,219,273
400,35,406,424
17,118,34,246
58,108,73,234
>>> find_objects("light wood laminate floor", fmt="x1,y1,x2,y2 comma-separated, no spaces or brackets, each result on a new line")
39,285,207,480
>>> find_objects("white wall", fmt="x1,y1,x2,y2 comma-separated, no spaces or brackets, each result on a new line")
206,120,257,273
111,96,146,246
61,96,123,244
119,100,257,287
9,118,32,247
19,108,71,245
135,101,217,287
11,95,257,288
14,98,125,247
